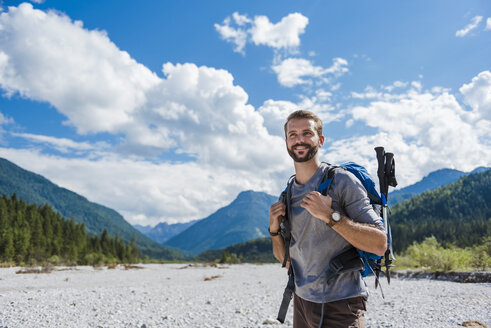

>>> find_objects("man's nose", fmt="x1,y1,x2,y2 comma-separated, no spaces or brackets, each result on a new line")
296,134,306,142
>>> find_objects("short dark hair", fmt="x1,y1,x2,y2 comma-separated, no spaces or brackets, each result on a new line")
284,110,323,138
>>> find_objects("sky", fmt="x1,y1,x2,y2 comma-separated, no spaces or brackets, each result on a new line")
0,0,489,227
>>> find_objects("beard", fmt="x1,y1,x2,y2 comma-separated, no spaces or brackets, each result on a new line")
287,143,319,163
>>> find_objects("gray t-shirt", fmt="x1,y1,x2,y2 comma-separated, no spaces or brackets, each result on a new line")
287,163,384,303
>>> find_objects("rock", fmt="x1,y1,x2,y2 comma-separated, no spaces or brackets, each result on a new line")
263,318,279,324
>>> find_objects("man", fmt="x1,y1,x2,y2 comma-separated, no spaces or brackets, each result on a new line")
269,110,387,328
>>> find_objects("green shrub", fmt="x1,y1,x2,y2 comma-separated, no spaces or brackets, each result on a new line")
47,255,61,265
84,252,104,266
219,251,241,264
470,236,491,271
399,236,472,271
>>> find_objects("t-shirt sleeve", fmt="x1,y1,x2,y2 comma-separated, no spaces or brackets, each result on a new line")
332,170,385,231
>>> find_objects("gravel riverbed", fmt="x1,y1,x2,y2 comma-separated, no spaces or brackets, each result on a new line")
0,263,489,328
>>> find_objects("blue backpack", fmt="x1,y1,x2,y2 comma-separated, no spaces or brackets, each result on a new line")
317,162,385,277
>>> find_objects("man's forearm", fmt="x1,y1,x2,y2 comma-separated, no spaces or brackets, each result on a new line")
332,216,387,256
271,235,286,264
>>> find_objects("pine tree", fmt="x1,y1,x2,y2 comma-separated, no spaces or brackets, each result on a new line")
3,228,15,262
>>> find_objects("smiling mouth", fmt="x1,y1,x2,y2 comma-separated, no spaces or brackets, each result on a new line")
293,144,310,151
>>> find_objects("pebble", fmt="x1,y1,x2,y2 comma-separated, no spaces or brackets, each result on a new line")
0,264,489,327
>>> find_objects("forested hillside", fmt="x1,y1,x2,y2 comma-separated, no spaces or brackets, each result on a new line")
0,158,185,260
391,169,490,252
0,194,139,265
388,167,489,205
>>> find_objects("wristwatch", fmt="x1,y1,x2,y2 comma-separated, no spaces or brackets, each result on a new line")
327,211,342,228
268,227,281,236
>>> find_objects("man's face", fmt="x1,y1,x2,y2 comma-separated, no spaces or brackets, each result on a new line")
285,118,324,163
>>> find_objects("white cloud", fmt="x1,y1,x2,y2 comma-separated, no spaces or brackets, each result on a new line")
0,111,13,143
456,16,483,37
250,13,308,50
10,132,106,154
272,58,324,87
330,83,341,91
0,3,160,135
486,17,491,30
144,62,288,172
272,57,348,88
384,81,408,92
460,70,491,120
232,12,251,26
214,15,249,54
0,112,13,125
343,73,491,186
215,12,308,54
351,81,423,100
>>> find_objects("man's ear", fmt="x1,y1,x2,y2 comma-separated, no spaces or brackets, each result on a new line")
319,135,325,147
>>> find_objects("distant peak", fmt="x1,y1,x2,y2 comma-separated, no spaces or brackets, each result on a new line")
237,190,255,197
470,167,490,174
425,168,462,177
234,190,272,203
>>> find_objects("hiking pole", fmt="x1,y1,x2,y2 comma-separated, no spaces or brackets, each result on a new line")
374,147,386,288
382,151,397,284
375,147,398,285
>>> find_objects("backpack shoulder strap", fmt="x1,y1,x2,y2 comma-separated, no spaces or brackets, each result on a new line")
280,175,295,268
277,175,296,323
317,163,343,196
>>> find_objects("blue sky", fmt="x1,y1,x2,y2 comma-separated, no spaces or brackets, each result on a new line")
0,0,489,226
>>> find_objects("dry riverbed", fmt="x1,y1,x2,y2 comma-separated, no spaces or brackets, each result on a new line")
0,263,489,327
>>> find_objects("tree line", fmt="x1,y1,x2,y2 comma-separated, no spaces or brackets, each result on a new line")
390,169,491,253
0,193,139,265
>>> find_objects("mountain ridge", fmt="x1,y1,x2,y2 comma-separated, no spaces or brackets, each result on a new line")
135,220,200,244
389,166,489,204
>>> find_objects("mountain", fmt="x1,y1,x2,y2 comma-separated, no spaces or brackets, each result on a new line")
165,190,277,256
136,220,200,244
133,224,153,235
390,168,491,252
389,167,489,205
0,157,185,260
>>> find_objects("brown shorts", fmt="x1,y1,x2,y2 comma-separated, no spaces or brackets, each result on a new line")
293,294,366,328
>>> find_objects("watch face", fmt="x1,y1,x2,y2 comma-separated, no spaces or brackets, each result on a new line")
332,212,341,222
